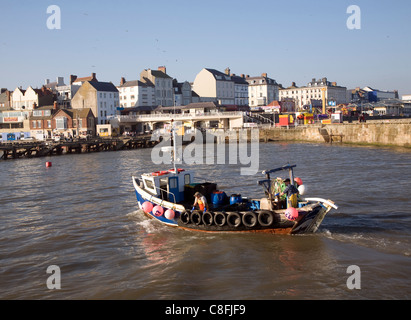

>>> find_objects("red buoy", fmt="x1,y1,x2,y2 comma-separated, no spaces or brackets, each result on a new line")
46,161,52,167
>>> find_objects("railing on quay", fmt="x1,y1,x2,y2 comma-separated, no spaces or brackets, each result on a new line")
109,111,244,122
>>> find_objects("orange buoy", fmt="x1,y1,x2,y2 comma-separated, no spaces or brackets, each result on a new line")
46,161,52,167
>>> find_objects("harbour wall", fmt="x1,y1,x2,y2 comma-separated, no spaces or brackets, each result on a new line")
260,120,411,148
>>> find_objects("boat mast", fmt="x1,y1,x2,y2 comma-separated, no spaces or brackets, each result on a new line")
171,119,177,173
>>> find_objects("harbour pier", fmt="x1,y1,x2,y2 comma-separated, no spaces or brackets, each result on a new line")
0,135,157,160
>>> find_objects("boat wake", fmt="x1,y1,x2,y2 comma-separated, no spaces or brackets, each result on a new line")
320,229,411,257
126,210,164,234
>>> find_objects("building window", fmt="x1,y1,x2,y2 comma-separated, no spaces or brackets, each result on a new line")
55,117,67,129
47,120,51,128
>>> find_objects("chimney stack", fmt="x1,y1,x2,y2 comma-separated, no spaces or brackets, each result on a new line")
158,66,166,74
241,74,245,78
45,79,50,85
120,77,126,85
91,73,97,81
70,75,77,84
53,101,58,110
225,67,230,75
261,73,267,78
33,103,37,109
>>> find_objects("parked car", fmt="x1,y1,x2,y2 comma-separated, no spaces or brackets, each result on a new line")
21,137,35,141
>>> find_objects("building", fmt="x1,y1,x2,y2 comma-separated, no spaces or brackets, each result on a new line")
117,77,155,108
371,99,404,116
347,87,370,104
0,108,30,137
140,66,174,106
43,76,82,108
231,74,249,106
29,102,95,139
279,78,347,111
192,68,235,105
53,108,95,138
0,89,12,108
402,94,411,101
71,81,119,125
173,80,194,106
70,73,98,86
11,86,54,110
363,86,398,102
246,73,279,108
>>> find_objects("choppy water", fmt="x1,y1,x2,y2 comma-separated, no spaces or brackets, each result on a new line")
1,142,410,300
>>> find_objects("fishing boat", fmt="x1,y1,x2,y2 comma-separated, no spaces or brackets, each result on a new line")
132,130,337,234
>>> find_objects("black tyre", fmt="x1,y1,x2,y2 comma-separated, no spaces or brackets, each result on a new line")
180,211,190,224
227,212,242,228
214,212,226,227
202,211,214,226
257,210,273,227
190,210,202,225
242,211,258,228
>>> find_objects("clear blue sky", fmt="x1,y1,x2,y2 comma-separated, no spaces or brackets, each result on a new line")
1,0,410,95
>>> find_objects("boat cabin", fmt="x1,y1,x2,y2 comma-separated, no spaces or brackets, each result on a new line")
141,168,193,203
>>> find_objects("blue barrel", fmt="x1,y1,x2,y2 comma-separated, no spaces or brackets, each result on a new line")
211,191,227,206
230,194,242,205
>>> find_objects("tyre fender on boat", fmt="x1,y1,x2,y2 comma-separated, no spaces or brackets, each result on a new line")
227,212,242,228
241,211,258,228
190,210,202,225
180,211,191,224
214,212,226,227
257,210,274,227
202,211,214,226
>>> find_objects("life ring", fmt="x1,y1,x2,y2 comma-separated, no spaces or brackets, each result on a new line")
214,212,226,227
242,211,257,228
227,212,242,228
152,171,168,176
180,211,190,224
168,168,185,173
257,210,274,227
190,210,202,225
202,211,214,226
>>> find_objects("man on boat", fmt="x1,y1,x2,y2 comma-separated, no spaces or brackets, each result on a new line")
278,178,299,208
193,192,209,212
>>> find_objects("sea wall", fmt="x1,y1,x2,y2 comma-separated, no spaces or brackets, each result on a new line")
260,119,411,147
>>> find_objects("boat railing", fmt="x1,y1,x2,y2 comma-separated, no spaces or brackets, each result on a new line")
304,197,338,210
153,185,177,204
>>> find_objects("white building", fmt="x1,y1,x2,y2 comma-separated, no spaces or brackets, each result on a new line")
231,74,249,106
402,94,411,101
246,73,279,107
117,77,155,108
11,86,54,110
192,68,235,105
279,78,347,110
